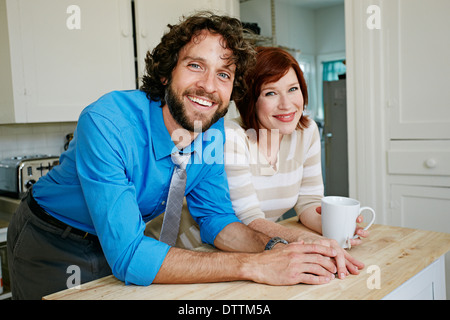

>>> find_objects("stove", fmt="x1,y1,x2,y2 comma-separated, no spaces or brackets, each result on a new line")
0,154,59,198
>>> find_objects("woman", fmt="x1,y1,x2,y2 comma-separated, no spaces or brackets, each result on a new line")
224,47,368,267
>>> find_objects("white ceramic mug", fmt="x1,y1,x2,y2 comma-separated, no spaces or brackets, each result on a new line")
321,196,376,249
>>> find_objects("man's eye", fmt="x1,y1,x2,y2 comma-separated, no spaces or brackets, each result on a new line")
188,63,201,69
218,72,230,79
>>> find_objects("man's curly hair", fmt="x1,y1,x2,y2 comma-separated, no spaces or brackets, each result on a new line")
140,11,256,104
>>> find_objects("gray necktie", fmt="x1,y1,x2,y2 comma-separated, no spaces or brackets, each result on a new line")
159,152,191,246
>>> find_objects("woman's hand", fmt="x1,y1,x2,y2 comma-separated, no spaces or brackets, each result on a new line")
296,233,364,279
351,215,370,246
316,206,370,247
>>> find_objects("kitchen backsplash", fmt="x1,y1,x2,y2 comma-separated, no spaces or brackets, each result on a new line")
0,122,77,160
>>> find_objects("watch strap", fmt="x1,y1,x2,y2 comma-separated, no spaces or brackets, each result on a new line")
264,236,288,250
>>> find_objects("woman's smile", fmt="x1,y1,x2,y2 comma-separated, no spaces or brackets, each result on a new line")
273,111,297,122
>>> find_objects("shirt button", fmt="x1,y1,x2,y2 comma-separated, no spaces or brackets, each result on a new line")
161,201,165,205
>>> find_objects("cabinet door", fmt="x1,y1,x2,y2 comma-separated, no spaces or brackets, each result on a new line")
385,0,450,139
134,0,239,81
5,0,136,123
390,184,450,233
383,257,446,300
389,184,450,299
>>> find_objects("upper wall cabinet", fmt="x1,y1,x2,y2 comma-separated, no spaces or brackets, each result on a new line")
0,0,136,124
0,0,239,124
385,0,450,139
134,0,239,81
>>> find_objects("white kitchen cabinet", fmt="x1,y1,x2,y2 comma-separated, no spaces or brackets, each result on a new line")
389,184,450,233
0,0,136,124
388,140,450,179
383,256,446,300
385,0,450,298
388,183,450,298
134,0,240,80
346,0,450,298
0,0,240,124
346,0,450,217
385,0,450,140
382,1,450,238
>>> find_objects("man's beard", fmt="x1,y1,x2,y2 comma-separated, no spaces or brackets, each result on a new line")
165,84,229,133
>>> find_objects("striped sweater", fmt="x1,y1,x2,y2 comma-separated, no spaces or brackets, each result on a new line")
224,118,324,225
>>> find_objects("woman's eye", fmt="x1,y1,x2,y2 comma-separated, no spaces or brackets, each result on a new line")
289,86,299,92
264,91,275,96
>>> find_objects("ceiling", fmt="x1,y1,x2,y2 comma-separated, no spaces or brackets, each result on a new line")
278,0,344,10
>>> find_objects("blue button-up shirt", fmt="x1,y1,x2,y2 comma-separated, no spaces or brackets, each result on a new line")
33,90,240,286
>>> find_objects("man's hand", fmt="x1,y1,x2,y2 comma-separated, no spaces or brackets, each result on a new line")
241,242,339,286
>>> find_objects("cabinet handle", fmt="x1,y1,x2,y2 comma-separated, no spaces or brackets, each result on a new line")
425,158,437,168
119,0,132,38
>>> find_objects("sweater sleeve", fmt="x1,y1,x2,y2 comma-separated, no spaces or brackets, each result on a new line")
294,121,324,216
224,121,266,225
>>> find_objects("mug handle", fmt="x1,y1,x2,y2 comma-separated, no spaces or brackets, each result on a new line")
352,207,376,239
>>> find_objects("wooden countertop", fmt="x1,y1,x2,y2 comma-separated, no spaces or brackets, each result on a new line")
44,219,450,300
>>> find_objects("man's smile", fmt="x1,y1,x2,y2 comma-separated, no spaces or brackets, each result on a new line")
187,95,215,108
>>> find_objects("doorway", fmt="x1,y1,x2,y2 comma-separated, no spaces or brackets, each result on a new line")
322,74,348,197
315,53,348,197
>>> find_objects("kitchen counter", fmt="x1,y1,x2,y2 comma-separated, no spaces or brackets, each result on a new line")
0,196,20,242
44,218,450,300
0,195,20,218
0,196,18,299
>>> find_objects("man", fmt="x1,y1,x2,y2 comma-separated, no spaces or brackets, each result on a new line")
7,12,363,300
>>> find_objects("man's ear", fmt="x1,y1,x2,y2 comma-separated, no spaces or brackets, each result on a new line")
161,77,168,85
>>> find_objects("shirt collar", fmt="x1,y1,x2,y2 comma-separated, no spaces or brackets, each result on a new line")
181,132,204,163
150,100,176,161
150,100,205,162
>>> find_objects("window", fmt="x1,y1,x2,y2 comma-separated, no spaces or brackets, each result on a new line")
322,60,346,81
297,54,317,120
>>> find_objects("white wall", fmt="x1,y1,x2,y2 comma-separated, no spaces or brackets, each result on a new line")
240,0,345,56
0,122,76,160
239,0,274,41
315,4,346,55
275,2,316,55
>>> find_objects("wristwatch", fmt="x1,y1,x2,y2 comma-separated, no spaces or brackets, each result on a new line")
264,237,288,250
